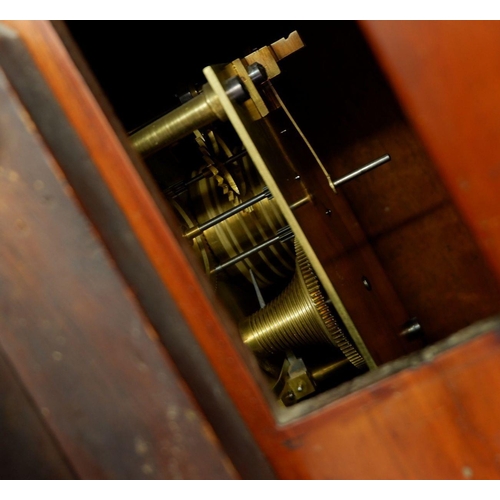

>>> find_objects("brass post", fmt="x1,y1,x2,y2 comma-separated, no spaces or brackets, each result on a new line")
130,83,226,157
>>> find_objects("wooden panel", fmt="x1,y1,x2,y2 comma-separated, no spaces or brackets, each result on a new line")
1,19,282,462
273,320,500,479
360,21,500,289
273,21,500,346
0,350,75,479
0,60,235,479
0,23,273,479
372,203,500,340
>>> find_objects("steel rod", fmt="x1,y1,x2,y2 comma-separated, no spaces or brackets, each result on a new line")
333,154,391,187
211,226,293,274
184,188,271,239
223,149,247,165
288,195,311,211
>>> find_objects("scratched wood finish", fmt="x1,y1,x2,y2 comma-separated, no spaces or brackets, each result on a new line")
0,65,235,479
0,350,75,479
2,20,282,461
8,20,500,479
360,21,500,290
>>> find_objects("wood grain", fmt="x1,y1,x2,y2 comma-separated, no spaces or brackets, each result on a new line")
273,21,500,347
0,23,273,479
0,350,75,479
1,19,281,452
0,61,235,479
274,321,500,479
360,21,500,288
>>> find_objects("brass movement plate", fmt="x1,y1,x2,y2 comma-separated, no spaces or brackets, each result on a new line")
203,65,376,369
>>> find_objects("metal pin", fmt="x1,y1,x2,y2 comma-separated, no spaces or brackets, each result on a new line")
184,187,273,239
166,171,208,198
289,195,311,211
362,276,372,291
223,149,247,165
399,318,423,340
211,226,294,274
249,269,266,309
333,154,391,188
246,63,267,86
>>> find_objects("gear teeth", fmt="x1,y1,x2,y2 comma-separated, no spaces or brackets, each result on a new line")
295,240,366,369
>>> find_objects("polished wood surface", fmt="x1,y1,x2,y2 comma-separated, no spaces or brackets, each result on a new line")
3,19,282,459
0,57,235,479
361,21,500,286
277,321,500,479
4,20,500,479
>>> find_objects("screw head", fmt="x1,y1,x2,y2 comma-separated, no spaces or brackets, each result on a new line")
362,276,372,291
400,318,423,340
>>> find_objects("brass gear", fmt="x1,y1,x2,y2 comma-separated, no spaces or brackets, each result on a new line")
240,239,366,369
294,241,366,369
